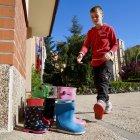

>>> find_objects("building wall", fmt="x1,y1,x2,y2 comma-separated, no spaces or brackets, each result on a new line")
26,37,47,95
117,39,125,67
25,0,58,95
0,0,27,78
26,37,36,94
0,65,25,131
14,0,27,78
0,0,27,131
0,65,10,131
112,39,125,81
0,0,15,66
0,0,58,132
113,51,119,81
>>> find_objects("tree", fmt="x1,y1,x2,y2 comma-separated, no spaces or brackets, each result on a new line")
43,17,94,89
69,16,83,35
125,45,140,64
43,36,63,85
122,45,140,80
62,16,93,87
56,41,68,68
44,36,56,64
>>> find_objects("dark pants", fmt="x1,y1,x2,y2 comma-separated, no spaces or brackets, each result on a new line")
93,60,113,102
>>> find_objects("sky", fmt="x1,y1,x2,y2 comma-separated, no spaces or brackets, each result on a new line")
52,0,140,49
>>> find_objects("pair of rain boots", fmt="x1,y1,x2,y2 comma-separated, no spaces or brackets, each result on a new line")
43,98,86,135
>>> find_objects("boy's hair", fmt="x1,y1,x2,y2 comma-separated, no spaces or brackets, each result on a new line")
90,6,103,13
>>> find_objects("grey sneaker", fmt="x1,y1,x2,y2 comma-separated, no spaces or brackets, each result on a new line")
104,101,112,114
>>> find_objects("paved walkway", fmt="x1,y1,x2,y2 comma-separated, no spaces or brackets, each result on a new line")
0,92,140,140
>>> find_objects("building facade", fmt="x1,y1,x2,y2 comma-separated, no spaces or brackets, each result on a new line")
112,39,125,81
0,0,59,132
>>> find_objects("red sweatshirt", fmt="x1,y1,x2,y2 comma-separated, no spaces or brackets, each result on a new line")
80,24,118,66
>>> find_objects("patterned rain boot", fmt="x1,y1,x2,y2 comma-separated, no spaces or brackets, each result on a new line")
23,106,50,134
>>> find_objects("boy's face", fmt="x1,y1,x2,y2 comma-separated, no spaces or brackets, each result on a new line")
90,9,103,26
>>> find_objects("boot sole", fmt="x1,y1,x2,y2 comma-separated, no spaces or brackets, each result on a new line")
94,103,104,120
56,129,86,135
23,129,48,134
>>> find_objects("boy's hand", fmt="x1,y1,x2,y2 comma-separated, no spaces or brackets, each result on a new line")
104,51,114,61
77,53,83,64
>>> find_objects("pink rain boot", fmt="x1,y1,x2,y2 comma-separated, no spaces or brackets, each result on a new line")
57,86,86,127
57,86,76,100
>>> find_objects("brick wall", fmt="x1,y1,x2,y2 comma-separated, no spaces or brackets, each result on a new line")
0,0,27,78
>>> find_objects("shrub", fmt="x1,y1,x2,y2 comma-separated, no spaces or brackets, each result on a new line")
109,81,140,93
31,66,42,91
77,85,87,94
125,78,140,83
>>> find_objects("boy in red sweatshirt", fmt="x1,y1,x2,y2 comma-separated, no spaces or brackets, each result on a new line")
77,6,118,119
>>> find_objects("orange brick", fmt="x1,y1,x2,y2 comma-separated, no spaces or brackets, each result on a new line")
0,18,14,29
0,7,15,17
0,42,15,52
0,54,13,64
0,30,14,40
0,0,15,6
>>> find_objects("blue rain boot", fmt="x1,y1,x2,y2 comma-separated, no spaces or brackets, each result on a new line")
55,99,86,135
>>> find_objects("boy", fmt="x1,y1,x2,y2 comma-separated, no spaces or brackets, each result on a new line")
77,6,118,119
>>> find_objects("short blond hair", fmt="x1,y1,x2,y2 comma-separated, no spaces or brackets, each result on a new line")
90,6,103,13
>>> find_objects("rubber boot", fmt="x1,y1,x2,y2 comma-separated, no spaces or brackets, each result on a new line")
27,98,44,106
57,86,76,100
43,98,56,127
23,106,50,134
55,99,86,135
57,86,86,127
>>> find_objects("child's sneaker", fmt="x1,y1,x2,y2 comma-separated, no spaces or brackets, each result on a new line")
104,101,112,114
93,100,106,120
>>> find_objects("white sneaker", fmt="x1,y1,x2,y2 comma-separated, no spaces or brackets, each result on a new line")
104,101,112,114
